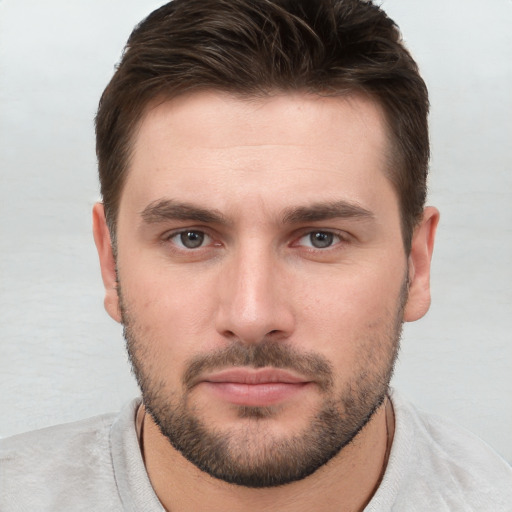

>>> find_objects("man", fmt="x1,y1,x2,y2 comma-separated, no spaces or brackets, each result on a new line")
1,0,511,510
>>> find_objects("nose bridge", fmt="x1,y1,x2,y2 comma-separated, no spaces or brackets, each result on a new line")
215,238,294,343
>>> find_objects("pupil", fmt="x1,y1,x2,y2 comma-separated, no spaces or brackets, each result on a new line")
181,231,204,248
311,232,333,248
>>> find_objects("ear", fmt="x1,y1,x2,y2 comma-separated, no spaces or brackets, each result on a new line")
92,203,122,323
403,206,440,322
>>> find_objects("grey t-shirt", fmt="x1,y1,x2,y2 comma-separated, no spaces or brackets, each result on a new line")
1,390,511,511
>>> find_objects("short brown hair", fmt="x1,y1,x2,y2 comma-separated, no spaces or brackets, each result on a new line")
96,0,429,250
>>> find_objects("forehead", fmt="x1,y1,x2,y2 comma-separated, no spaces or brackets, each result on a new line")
120,91,397,220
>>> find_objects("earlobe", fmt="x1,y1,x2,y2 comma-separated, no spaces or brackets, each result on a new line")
403,206,440,322
92,203,122,323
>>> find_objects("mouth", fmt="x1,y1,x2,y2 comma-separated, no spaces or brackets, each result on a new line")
196,367,313,407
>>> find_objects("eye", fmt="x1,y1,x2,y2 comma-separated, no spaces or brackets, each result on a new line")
169,230,211,249
297,231,342,249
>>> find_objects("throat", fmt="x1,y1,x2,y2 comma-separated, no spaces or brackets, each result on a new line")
137,397,394,512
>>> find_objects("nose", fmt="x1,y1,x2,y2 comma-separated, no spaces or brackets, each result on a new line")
214,245,295,345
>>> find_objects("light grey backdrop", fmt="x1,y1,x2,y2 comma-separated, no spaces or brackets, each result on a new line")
1,1,511,464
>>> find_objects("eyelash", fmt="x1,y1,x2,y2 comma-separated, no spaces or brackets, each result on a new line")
164,230,216,250
293,230,347,250
162,228,350,252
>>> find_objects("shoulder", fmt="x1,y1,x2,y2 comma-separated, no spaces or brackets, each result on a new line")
0,409,126,511
374,390,512,511
0,411,117,456
399,392,512,483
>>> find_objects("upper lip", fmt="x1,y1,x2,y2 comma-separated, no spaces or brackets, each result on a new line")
200,368,311,385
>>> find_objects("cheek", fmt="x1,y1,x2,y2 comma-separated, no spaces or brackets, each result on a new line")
119,251,215,322
119,266,220,374
295,264,405,359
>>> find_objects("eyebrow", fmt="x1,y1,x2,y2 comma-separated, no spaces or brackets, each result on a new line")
140,199,229,225
140,198,374,226
281,200,374,224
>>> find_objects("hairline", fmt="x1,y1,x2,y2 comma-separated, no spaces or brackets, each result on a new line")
106,86,417,254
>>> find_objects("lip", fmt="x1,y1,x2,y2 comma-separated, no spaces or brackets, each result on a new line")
197,367,313,407
203,367,310,385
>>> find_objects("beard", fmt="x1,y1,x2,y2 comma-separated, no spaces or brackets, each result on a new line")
119,279,406,488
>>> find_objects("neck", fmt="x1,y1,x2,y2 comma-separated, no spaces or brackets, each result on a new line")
141,398,394,512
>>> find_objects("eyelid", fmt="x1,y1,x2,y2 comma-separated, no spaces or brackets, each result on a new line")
159,226,351,251
161,227,217,250
291,228,351,249
162,225,209,239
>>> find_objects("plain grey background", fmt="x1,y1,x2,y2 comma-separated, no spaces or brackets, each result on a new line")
1,0,511,464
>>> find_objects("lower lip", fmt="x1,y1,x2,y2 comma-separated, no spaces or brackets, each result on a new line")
201,381,310,407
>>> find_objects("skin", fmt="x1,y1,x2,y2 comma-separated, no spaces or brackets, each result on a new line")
93,91,438,511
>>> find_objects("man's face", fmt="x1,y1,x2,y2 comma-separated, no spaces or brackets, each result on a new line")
95,91,434,487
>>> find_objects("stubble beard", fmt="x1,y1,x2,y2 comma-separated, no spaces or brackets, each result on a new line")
119,281,406,488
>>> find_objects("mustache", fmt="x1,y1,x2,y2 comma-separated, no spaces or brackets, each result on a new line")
183,340,334,392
